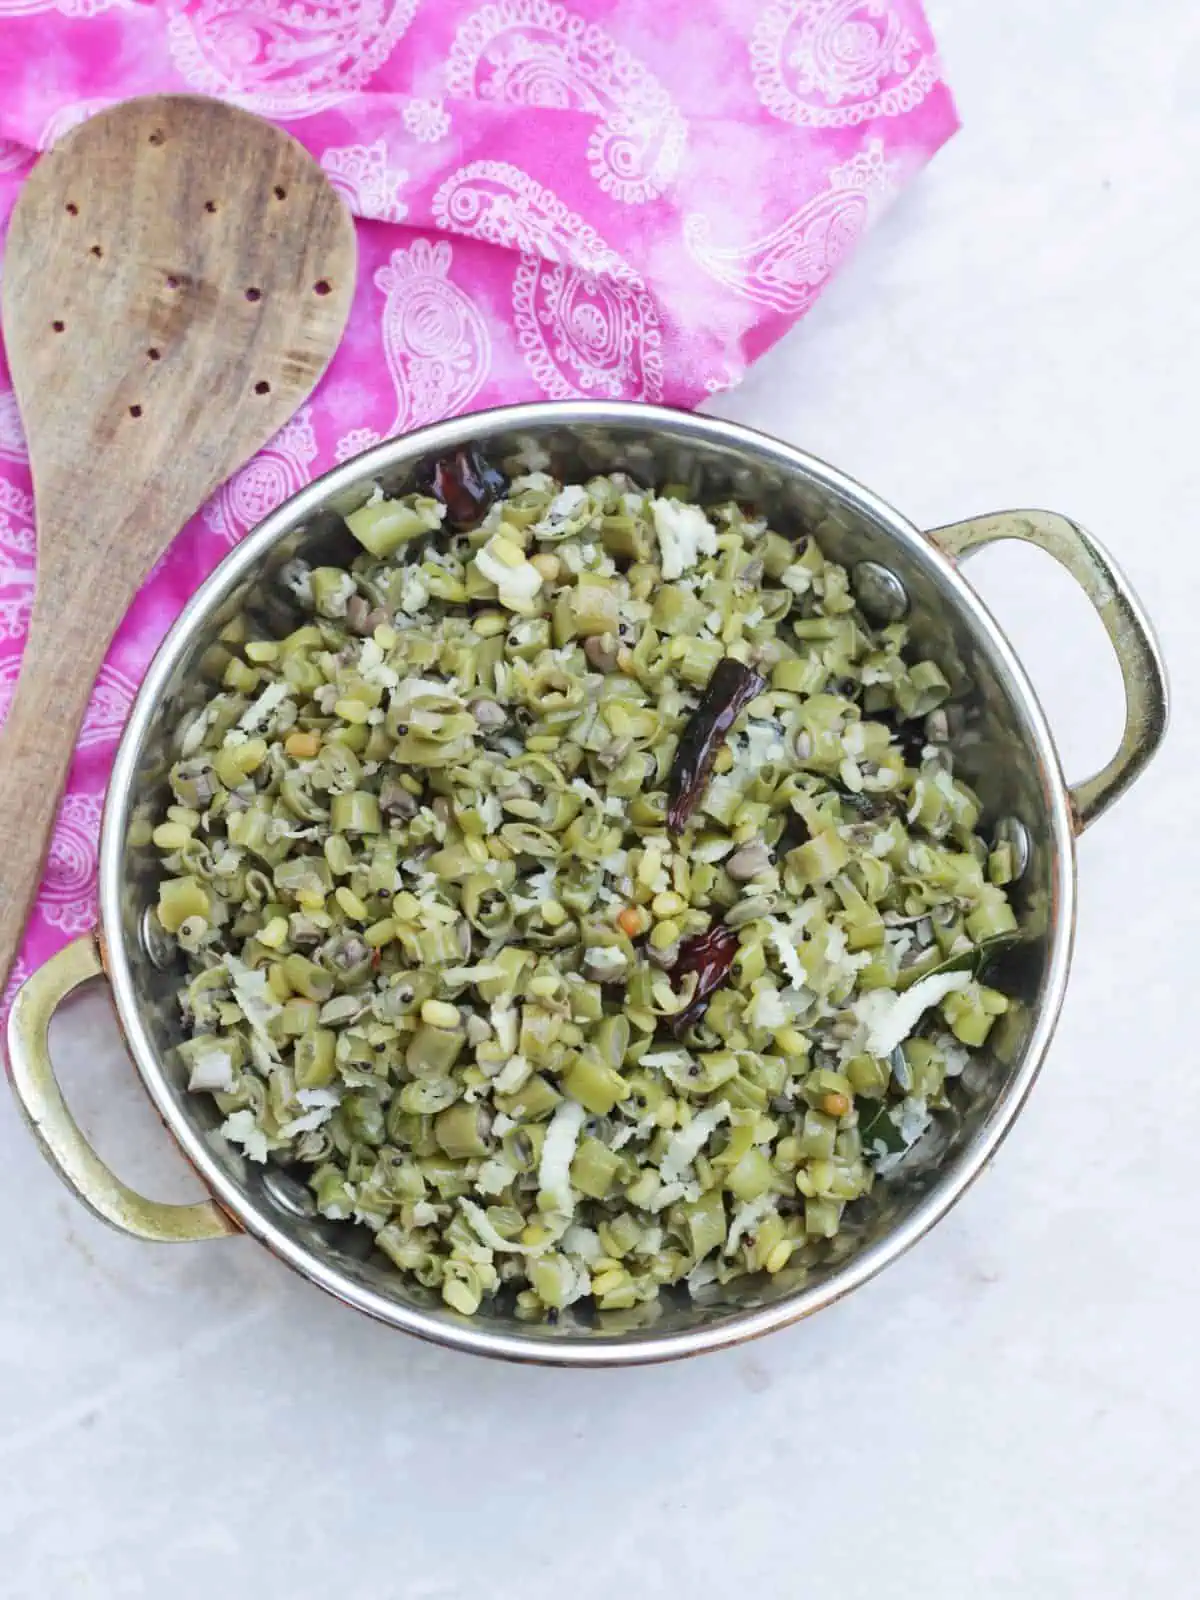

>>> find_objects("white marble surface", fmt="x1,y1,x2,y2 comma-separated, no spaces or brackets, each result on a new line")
3,3,1196,1595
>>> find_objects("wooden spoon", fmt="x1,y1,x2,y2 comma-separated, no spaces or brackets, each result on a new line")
0,94,355,992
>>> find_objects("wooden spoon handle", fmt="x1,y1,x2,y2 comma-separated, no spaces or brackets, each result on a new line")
0,596,111,985
0,97,356,998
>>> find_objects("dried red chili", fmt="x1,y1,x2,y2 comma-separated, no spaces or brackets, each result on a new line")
668,923,740,1034
429,447,506,530
667,657,767,834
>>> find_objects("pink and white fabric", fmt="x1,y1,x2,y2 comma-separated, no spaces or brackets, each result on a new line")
0,0,958,1000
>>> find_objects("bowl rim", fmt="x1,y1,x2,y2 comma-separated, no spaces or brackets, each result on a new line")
99,400,1077,1365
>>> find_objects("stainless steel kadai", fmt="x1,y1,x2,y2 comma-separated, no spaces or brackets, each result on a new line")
5,402,1169,1366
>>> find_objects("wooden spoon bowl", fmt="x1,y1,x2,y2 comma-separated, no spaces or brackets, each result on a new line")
0,94,356,991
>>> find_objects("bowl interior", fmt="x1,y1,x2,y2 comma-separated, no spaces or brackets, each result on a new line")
101,405,1074,1361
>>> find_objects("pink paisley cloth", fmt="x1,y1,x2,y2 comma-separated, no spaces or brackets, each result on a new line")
0,0,958,1013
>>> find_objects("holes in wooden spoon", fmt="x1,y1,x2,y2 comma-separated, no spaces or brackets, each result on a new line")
147,347,161,361
254,380,271,395
129,405,143,419
52,320,65,333
65,202,78,216
273,185,287,201
204,200,217,214
245,286,262,302
89,244,102,259
165,274,180,289
314,279,331,296
148,130,164,146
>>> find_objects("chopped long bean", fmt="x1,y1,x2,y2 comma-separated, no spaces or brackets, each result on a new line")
151,454,1016,1322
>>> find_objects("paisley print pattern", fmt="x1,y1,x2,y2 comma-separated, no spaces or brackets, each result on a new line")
0,0,128,13
1,955,29,1027
0,477,36,720
37,794,102,934
0,387,27,462
202,406,319,545
0,477,34,646
403,98,451,143
0,654,20,731
446,0,686,203
0,589,32,641
321,139,409,222
78,663,138,751
685,139,896,313
433,160,615,268
374,239,492,433
434,162,662,400
751,0,939,128
0,0,956,984
513,254,663,400
165,0,418,117
0,476,34,555
335,427,384,464
0,554,33,634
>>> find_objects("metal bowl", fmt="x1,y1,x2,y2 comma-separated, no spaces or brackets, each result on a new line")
5,402,1168,1365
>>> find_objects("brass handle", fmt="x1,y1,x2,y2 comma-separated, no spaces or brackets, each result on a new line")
928,510,1169,832
4,936,238,1242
